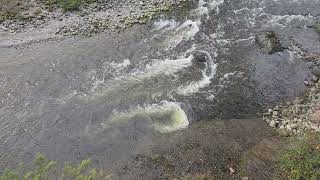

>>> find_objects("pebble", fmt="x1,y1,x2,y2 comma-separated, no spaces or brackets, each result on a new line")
272,111,279,116
312,75,319,82
269,120,276,128
290,123,299,129
278,129,290,137
229,167,235,174
292,98,303,105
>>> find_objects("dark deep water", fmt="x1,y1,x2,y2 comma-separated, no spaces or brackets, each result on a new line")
0,0,320,173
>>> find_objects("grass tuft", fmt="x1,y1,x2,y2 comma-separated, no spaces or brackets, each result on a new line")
313,24,320,35
0,153,112,180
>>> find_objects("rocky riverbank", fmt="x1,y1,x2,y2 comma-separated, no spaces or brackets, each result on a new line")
263,52,320,135
0,0,193,47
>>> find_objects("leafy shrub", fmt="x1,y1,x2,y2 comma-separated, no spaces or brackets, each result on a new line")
0,153,112,180
313,24,320,35
276,134,320,180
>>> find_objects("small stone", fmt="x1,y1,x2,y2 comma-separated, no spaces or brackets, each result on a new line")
241,177,249,180
312,67,320,77
310,110,320,123
269,120,276,128
310,124,319,131
273,111,279,116
293,98,303,105
281,121,288,126
286,125,292,131
278,129,290,137
229,167,235,174
281,109,288,116
312,75,319,82
274,106,280,111
304,81,310,86
268,109,273,114
290,123,299,129
310,87,317,93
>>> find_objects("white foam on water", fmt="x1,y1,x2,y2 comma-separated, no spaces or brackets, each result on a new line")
109,59,131,70
266,14,314,27
143,55,194,77
155,0,226,49
206,94,215,101
208,0,225,13
104,101,189,133
152,19,179,31
87,55,195,97
178,51,218,96
178,63,218,96
223,72,235,79
91,59,131,92
194,0,224,16
166,20,200,49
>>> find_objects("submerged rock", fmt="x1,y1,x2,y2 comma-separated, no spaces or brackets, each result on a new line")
191,51,209,63
255,31,284,54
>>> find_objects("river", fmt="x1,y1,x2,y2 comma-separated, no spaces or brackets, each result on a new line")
0,0,319,177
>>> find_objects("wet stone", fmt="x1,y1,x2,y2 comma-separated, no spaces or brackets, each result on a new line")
192,51,208,63
312,67,320,77
255,31,284,54
277,129,290,137
273,106,280,111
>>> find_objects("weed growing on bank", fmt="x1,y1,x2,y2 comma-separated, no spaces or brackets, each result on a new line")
0,0,34,22
42,0,95,11
276,133,320,180
313,24,320,35
0,153,112,180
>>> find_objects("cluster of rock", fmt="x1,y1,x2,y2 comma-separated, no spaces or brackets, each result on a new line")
263,57,320,135
0,0,189,37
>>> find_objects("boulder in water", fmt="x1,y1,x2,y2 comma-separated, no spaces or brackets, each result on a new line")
255,31,284,54
191,51,209,63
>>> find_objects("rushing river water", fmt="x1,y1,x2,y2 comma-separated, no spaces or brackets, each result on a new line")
0,0,320,171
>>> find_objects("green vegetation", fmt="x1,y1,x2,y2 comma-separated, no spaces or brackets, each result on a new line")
0,153,112,180
119,0,196,29
119,3,172,27
313,24,320,35
0,0,32,22
137,3,171,23
42,0,95,12
276,134,320,180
